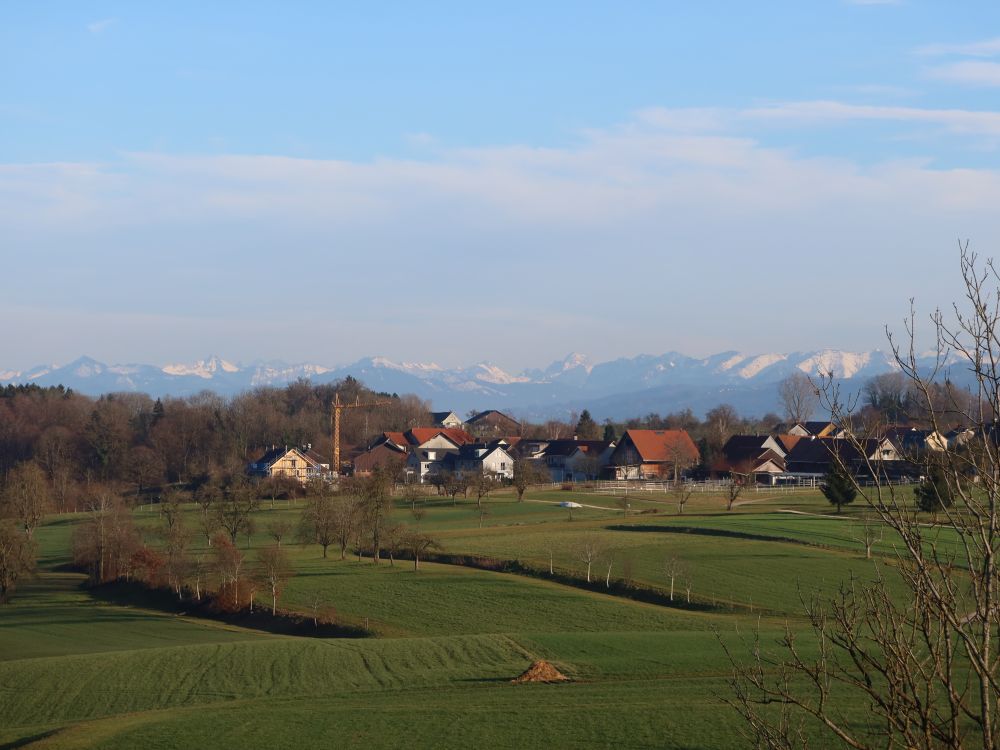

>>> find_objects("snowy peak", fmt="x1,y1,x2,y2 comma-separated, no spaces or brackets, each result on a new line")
0,348,937,419
543,352,593,377
66,356,107,378
163,355,240,379
361,357,444,376
466,362,530,385
793,349,898,379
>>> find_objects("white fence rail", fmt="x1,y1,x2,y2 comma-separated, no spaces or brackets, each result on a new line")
565,477,915,495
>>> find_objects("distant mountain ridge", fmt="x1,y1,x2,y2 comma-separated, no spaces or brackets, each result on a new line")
0,349,942,420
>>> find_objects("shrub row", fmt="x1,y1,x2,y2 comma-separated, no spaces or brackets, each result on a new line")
87,579,373,639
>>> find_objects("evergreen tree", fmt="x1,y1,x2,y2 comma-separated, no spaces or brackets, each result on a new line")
152,398,165,424
820,463,857,513
602,423,617,442
575,410,599,440
914,463,955,518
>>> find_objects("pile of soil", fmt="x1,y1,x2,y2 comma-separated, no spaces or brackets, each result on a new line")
511,660,570,684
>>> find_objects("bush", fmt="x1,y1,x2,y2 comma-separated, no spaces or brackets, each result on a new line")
560,482,573,491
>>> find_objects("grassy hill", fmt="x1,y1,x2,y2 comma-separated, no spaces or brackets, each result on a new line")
0,485,894,748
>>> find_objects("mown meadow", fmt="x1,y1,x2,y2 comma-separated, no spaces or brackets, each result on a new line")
0,485,907,749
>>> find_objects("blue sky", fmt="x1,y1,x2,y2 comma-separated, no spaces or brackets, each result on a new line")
3,2,1000,371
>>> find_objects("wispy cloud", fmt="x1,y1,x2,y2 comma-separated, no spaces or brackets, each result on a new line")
1,108,995,365
917,37,1000,58
836,83,918,99
927,61,1000,87
741,100,1000,137
86,18,116,34
403,132,437,147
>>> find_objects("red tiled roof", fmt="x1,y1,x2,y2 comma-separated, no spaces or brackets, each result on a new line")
353,443,407,473
774,434,803,453
623,429,699,463
382,431,408,447
405,427,476,447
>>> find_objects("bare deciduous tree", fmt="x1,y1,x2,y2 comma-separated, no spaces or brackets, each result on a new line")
256,545,292,614
297,491,340,558
401,482,425,511
2,461,50,540
726,479,743,511
72,488,140,584
159,489,185,532
265,519,291,548
512,459,548,501
159,503,190,598
672,482,694,515
726,247,1000,749
778,371,819,424
664,556,684,602
0,520,36,603
405,530,441,571
383,522,405,566
441,471,468,505
576,537,604,583
471,472,498,509
853,515,883,560
353,470,393,564
212,533,245,609
214,479,258,546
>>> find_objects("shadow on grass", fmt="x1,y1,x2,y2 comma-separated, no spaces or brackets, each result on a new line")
88,580,373,639
605,524,812,546
0,729,61,749
401,551,728,614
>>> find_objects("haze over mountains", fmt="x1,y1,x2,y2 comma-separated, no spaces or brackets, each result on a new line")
0,349,939,420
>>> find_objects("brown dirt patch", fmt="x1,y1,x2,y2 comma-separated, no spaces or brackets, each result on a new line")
511,659,570,684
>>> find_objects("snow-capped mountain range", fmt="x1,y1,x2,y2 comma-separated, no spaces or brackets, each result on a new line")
0,349,950,420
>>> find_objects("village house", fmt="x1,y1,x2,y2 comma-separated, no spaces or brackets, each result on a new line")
773,433,804,455
405,429,477,482
535,439,616,482
774,421,840,438
431,410,464,429
248,445,331,484
441,442,516,480
511,438,550,460
784,436,901,476
465,409,521,438
350,425,478,481
352,441,407,477
882,426,948,456
715,435,788,483
607,429,699,480
946,427,976,449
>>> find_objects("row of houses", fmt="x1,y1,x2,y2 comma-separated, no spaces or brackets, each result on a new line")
716,422,979,484
351,423,702,484
247,409,983,487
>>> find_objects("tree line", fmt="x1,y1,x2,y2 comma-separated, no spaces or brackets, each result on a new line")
64,468,440,616
0,377,431,511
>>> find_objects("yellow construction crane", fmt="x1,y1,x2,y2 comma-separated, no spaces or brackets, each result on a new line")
331,392,394,475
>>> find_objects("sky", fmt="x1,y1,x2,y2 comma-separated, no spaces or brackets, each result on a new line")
3,1,1000,372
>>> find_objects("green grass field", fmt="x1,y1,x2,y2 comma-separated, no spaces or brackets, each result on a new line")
0,485,905,748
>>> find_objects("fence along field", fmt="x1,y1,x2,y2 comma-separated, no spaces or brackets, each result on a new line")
0,484,906,749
